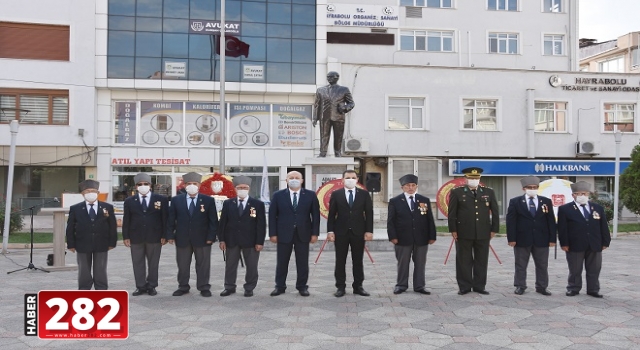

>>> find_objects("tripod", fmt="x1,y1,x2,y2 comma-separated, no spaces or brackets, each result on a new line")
7,198,59,274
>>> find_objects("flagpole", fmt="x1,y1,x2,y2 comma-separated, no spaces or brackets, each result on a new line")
219,0,226,174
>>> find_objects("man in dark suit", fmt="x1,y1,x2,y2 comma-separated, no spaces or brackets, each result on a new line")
326,169,374,297
448,167,500,295
218,176,266,297
269,171,320,296
387,174,437,295
122,172,168,296
558,181,611,298
312,71,355,157
66,180,117,290
506,176,557,296
166,172,218,297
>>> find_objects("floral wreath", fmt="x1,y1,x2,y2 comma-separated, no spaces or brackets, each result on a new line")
199,172,237,198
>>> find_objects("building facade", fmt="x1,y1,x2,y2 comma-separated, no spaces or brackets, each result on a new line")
580,31,640,73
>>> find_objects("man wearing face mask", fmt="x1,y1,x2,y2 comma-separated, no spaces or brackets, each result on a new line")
557,181,611,298
66,180,117,290
326,170,374,297
448,167,499,295
218,176,266,297
506,176,557,296
269,171,320,296
122,173,169,296
166,172,218,297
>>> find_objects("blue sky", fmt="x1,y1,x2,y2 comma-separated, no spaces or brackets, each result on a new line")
579,0,640,41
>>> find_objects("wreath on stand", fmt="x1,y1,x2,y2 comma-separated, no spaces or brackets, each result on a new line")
199,172,237,198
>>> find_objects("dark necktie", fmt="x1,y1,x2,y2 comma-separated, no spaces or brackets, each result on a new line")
189,197,195,216
528,197,536,217
348,190,354,208
141,195,147,211
89,204,97,221
293,192,298,210
409,196,415,211
471,189,477,196
238,198,244,216
581,204,589,219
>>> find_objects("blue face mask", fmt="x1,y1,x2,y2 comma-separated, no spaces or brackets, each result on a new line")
288,179,301,189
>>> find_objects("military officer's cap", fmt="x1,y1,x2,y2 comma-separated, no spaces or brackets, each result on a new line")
233,176,252,187
462,167,483,178
570,181,592,193
520,176,540,187
134,173,152,185
79,179,99,192
399,174,418,186
182,172,202,183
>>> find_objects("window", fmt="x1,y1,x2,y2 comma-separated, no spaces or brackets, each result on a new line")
604,103,635,132
391,159,440,200
463,99,497,130
0,89,69,125
400,31,454,51
632,48,639,68
488,0,517,11
489,33,518,54
388,98,426,129
0,22,69,61
543,0,562,12
400,0,452,7
544,35,564,55
534,101,567,132
599,56,624,72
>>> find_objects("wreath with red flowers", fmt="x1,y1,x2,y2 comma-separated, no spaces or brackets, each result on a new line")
199,172,237,198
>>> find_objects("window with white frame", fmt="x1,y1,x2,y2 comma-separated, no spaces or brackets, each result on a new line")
488,0,517,11
599,56,625,72
543,0,562,12
632,48,639,67
400,0,452,8
400,30,454,52
489,33,518,54
544,35,564,55
388,97,426,129
534,101,567,132
463,99,497,130
604,103,635,132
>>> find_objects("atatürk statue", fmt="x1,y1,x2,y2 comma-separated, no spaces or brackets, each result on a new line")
313,71,355,157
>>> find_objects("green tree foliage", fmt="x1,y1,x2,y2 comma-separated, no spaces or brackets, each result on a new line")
0,198,24,235
620,144,640,215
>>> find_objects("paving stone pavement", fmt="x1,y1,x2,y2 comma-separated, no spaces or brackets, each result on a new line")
1,236,640,349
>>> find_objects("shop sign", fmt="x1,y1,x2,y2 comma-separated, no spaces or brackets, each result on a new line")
111,158,192,165
450,159,631,176
326,4,399,28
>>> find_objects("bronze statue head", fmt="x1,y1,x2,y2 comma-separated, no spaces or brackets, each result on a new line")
327,71,340,85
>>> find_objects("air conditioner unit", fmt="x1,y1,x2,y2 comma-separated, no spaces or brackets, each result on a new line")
344,138,369,153
576,141,600,156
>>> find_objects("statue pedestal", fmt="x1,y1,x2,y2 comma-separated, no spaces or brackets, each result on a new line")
302,156,358,191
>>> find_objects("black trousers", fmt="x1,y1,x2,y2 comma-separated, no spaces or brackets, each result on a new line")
334,229,365,289
275,230,310,291
455,238,490,291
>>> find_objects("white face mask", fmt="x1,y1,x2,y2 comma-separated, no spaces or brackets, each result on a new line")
575,195,589,205
525,189,538,197
186,184,199,195
343,179,357,189
467,179,480,188
236,189,249,198
137,185,151,195
84,192,98,203
288,179,301,189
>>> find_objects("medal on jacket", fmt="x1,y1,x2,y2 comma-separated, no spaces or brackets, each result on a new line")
250,207,256,217
418,203,427,215
200,204,205,212
542,204,548,213
102,208,109,217
154,201,161,209
593,211,600,220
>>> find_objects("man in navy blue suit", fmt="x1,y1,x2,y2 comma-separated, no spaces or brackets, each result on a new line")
167,172,218,297
326,169,374,297
558,181,611,298
122,172,168,296
387,174,437,295
506,176,557,296
66,179,117,290
269,171,320,296
218,176,266,297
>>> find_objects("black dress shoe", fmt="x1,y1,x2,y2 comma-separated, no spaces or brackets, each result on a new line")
415,289,431,295
566,290,579,296
172,289,189,296
458,289,471,295
270,289,285,296
353,287,370,296
587,292,603,298
298,289,310,297
393,287,406,295
474,289,490,295
147,287,157,296
536,289,552,296
514,287,525,295
220,289,236,297
334,289,346,297
244,290,253,297
200,290,212,297
132,288,147,296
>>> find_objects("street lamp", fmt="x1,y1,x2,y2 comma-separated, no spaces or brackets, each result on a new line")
604,122,630,239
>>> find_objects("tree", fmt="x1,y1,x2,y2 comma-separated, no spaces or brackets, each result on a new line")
620,144,640,215
0,198,24,235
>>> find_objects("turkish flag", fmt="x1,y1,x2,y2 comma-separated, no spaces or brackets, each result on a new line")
216,35,250,58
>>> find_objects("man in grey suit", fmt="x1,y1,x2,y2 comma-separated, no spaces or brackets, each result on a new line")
167,172,218,297
122,173,168,296
312,71,355,157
